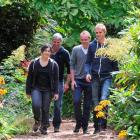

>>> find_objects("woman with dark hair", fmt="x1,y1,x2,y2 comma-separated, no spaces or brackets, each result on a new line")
26,44,59,135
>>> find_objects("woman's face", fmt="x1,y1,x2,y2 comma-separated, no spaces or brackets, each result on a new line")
41,47,51,59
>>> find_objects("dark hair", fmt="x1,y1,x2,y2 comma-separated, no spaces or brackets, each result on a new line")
41,43,51,53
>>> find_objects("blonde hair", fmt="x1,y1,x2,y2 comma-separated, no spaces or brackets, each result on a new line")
80,30,91,40
95,23,107,34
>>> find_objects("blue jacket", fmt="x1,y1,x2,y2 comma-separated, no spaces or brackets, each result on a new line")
85,39,119,79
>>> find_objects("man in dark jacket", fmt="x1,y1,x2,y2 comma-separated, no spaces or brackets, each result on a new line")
51,33,71,132
85,23,119,134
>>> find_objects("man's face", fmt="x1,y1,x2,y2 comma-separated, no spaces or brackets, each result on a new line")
95,27,105,42
80,34,90,46
52,38,62,49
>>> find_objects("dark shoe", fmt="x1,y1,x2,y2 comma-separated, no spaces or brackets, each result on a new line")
54,127,59,133
83,129,89,134
40,129,47,135
40,125,47,135
101,124,107,131
33,120,40,132
93,129,100,135
73,127,80,133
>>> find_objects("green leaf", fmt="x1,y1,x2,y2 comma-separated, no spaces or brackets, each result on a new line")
71,9,78,16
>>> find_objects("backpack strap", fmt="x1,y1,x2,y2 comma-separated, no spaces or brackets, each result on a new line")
32,57,40,71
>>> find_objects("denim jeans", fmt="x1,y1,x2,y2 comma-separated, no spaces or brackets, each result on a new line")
73,79,92,130
53,81,64,128
31,89,51,127
92,78,112,129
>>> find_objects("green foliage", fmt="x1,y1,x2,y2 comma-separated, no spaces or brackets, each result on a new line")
26,27,52,59
32,0,134,47
128,23,140,58
0,46,32,139
62,91,74,118
108,23,140,139
0,1,40,61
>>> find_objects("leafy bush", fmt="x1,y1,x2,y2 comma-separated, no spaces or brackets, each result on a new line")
0,46,32,139
108,23,140,139
0,1,40,61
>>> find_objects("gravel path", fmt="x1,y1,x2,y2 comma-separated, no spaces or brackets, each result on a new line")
11,120,117,140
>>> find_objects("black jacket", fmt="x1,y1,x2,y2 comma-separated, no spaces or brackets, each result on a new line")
51,47,70,82
26,58,59,95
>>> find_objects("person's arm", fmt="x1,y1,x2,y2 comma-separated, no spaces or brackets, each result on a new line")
70,47,77,90
26,61,34,95
85,45,92,82
53,62,59,100
64,50,71,92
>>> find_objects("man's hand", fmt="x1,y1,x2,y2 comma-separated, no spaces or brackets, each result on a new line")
86,74,92,82
54,94,59,101
71,80,77,90
64,83,69,92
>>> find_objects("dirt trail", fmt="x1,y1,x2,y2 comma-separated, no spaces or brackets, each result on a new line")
12,120,117,140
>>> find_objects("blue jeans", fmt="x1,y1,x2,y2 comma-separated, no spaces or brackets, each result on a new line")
92,78,112,129
73,79,92,130
53,81,64,128
31,89,51,126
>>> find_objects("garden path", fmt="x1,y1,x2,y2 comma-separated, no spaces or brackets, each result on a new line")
12,120,117,140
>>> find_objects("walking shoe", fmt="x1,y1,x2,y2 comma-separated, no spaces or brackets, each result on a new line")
93,128,100,135
73,126,80,133
54,127,59,133
40,125,47,135
33,120,40,132
40,129,47,135
83,129,89,134
101,124,107,131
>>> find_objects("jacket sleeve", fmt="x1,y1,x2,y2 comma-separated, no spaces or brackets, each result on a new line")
64,50,71,74
26,61,34,95
85,45,93,74
111,60,119,71
70,47,76,70
52,62,59,95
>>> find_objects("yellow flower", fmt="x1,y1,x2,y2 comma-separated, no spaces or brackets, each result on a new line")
96,111,105,118
0,89,7,95
0,76,5,85
94,105,104,112
24,72,28,77
99,100,111,107
130,84,136,92
118,130,127,139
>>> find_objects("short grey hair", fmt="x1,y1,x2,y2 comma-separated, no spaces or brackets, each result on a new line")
53,33,63,41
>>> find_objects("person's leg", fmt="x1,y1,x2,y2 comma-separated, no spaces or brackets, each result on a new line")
100,78,112,130
53,81,64,132
101,78,112,100
82,82,92,133
40,91,51,135
73,80,83,132
92,79,100,134
31,89,42,132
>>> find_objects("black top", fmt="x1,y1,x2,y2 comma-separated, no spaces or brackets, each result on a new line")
35,59,51,91
51,47,70,82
